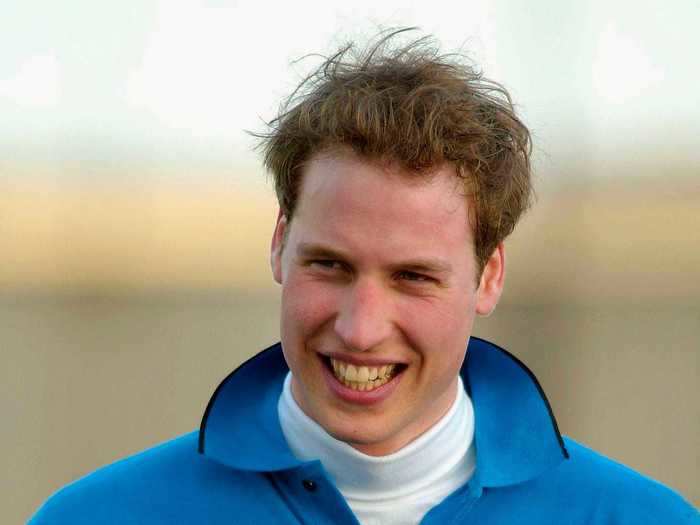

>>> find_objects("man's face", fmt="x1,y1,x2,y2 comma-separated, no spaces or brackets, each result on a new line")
271,148,504,456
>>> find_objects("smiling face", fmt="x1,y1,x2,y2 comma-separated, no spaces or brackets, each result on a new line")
271,148,504,456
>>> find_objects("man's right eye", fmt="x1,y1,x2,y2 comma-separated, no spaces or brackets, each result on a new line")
309,260,342,270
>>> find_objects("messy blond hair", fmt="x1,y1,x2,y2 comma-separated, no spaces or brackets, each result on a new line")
257,29,533,275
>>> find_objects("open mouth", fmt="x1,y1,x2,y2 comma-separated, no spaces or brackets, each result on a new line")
321,355,405,392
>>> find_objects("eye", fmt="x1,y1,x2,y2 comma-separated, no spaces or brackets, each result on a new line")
309,259,344,271
396,270,433,283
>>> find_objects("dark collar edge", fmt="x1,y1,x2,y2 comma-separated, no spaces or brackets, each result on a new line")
198,342,283,455
469,336,570,460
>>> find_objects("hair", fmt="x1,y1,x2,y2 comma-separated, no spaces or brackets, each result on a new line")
256,28,533,276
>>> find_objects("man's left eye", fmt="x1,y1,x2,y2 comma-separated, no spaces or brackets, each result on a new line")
397,271,432,282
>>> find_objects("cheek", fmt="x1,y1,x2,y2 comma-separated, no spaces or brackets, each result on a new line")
395,296,474,387
281,276,338,336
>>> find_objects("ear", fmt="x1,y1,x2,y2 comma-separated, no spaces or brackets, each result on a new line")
475,242,505,316
270,209,288,284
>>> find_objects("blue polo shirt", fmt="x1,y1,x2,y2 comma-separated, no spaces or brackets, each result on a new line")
30,337,699,524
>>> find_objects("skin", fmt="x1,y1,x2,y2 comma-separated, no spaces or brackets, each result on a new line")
271,147,505,456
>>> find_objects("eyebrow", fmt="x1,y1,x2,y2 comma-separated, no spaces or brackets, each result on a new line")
296,242,453,275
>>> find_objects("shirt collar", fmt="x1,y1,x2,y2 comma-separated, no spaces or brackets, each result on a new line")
198,337,568,487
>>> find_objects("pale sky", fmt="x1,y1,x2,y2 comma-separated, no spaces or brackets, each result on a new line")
2,0,698,179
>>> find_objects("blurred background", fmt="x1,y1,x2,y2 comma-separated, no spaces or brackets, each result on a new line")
2,1,699,522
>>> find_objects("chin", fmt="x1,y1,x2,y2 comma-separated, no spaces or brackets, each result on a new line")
320,414,403,455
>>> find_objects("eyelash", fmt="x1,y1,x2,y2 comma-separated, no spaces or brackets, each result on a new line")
395,271,432,283
309,260,433,284
309,259,345,271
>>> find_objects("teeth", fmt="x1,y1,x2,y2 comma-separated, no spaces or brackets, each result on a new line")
342,377,390,390
329,358,400,391
345,364,358,382
357,366,369,382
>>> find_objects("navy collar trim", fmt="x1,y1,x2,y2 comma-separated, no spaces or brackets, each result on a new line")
199,337,568,487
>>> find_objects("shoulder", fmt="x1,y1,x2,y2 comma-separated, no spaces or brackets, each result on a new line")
478,437,698,524
553,437,699,524
28,431,268,525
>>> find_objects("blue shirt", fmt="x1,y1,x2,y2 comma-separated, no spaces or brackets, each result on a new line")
30,337,699,524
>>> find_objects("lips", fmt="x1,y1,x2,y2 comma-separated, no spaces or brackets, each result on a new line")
325,356,403,392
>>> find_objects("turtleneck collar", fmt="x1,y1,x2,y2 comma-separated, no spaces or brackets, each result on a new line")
278,372,475,499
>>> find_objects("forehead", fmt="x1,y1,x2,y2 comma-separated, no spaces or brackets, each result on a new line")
291,149,474,259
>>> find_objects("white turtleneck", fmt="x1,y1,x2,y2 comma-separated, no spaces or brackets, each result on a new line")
277,372,476,525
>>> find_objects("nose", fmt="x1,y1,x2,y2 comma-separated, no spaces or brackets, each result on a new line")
334,279,393,352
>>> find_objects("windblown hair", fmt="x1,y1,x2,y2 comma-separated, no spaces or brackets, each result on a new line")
257,29,533,275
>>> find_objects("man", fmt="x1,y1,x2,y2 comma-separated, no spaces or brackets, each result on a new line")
31,31,698,524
